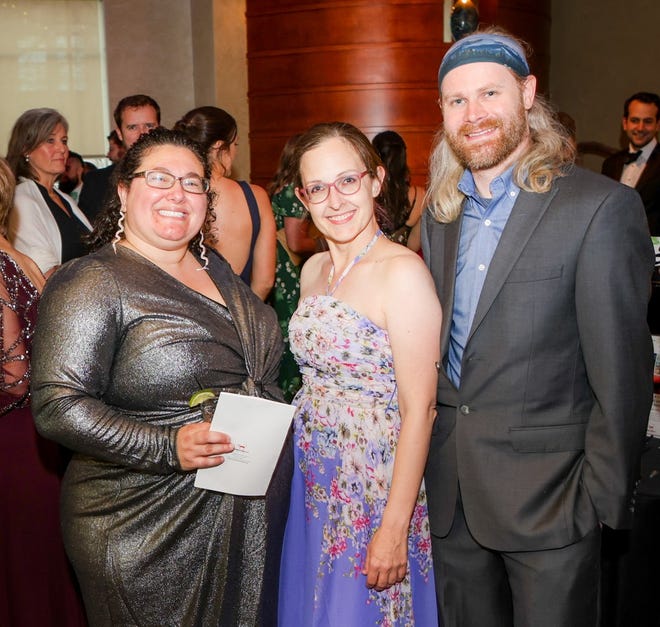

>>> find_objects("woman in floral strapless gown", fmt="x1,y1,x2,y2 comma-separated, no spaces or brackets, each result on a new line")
279,123,442,626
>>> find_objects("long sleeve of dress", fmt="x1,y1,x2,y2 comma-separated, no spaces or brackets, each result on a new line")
31,258,182,473
30,244,289,627
31,245,286,476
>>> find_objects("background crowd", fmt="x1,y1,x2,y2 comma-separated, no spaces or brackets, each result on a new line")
1,24,659,627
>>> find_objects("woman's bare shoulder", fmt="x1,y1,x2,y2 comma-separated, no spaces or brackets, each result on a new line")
378,239,432,286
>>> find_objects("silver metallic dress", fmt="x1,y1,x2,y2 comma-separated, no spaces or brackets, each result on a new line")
31,244,291,627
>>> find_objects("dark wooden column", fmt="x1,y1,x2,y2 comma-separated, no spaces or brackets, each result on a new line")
478,0,551,91
245,0,551,188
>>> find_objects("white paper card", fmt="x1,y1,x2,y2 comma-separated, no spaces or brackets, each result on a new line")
194,392,295,496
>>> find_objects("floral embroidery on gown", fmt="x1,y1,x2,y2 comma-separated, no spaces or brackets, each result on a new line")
279,295,438,626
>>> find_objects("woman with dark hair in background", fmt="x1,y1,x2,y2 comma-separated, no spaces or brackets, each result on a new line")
174,106,276,300
6,108,92,277
31,128,289,626
0,158,87,626
371,130,426,252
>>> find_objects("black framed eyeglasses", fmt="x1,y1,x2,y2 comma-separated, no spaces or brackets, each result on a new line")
299,170,369,204
131,170,210,194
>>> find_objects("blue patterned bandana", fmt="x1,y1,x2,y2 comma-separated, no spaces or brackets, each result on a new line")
438,33,530,90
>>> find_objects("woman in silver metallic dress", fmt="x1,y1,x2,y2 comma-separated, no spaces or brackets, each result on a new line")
31,128,290,627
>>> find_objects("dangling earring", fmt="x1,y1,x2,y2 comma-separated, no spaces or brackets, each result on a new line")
112,209,126,253
197,230,209,271
24,155,30,163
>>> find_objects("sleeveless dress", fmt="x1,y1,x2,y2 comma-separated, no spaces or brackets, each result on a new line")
383,187,416,247
0,252,87,626
36,183,91,263
279,294,438,626
237,180,261,285
271,183,308,401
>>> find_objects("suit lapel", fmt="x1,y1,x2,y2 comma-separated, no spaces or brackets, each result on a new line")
637,144,660,188
467,185,559,343
440,218,461,356
611,153,625,181
426,215,461,356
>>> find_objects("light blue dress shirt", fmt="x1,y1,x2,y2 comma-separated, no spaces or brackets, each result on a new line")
446,166,520,387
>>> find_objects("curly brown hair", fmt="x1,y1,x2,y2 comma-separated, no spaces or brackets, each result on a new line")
86,127,217,253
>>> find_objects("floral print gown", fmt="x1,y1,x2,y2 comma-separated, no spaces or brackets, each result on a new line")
279,295,438,626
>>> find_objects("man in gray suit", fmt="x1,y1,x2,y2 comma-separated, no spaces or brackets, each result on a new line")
422,28,654,626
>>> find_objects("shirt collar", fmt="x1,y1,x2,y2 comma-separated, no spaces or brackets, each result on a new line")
458,165,519,206
628,137,658,162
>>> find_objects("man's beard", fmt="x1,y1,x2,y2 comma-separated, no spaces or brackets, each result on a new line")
445,102,528,172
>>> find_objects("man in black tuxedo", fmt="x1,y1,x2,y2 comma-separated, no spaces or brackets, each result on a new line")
601,91,660,627
602,92,660,234
79,94,160,223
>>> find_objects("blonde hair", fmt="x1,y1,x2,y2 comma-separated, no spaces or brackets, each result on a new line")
0,158,16,235
426,30,576,223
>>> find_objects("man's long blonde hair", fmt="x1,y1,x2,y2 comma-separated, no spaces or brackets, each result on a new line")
426,31,576,224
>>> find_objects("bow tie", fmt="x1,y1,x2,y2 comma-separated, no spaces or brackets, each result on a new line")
624,150,643,165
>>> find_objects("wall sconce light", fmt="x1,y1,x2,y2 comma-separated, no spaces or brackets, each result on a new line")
444,0,479,42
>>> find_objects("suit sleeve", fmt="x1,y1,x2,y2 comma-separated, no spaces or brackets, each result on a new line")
577,183,654,528
77,172,101,219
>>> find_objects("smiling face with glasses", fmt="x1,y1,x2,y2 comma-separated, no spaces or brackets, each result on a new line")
298,170,369,204
118,145,210,255
296,136,384,246
131,170,210,194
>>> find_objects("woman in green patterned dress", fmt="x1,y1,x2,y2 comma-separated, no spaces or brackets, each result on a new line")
268,135,322,401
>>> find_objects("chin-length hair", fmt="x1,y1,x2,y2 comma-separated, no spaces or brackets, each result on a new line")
86,127,217,253
6,108,69,181
426,88,576,224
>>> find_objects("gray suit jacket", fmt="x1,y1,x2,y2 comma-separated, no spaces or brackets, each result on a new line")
422,166,654,552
